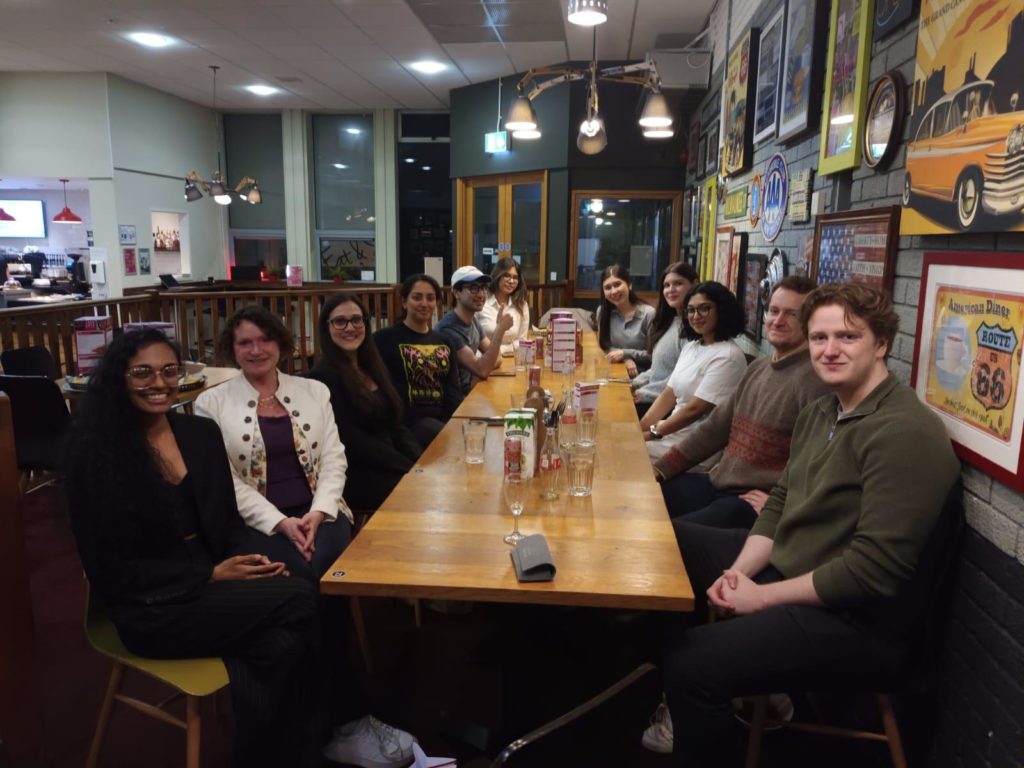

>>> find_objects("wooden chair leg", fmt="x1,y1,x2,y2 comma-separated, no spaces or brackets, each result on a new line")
351,597,373,676
877,694,907,768
186,695,201,768
86,662,124,768
413,598,422,629
744,695,768,768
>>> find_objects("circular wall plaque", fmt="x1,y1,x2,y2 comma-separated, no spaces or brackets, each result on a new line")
863,72,904,169
760,154,789,242
749,174,762,227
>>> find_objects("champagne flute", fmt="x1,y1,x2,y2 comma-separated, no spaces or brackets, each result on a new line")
503,474,527,545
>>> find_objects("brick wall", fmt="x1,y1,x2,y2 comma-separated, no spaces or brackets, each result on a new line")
692,1,1024,764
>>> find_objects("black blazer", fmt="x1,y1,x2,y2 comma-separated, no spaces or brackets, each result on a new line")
69,413,250,607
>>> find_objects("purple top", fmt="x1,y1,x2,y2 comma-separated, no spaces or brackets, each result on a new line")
258,415,313,511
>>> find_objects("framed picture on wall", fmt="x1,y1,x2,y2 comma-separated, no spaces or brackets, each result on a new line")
818,0,875,174
683,189,694,235
778,0,828,141
138,247,151,276
912,251,1024,492
753,7,785,144
811,206,900,290
700,177,718,280
122,247,137,276
739,251,768,342
713,226,735,288
723,27,760,177
687,116,701,174
705,123,720,176
728,231,747,293
863,71,905,169
874,0,916,39
698,135,707,178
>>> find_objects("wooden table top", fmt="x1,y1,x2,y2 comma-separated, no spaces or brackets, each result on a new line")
321,333,694,612
59,366,240,406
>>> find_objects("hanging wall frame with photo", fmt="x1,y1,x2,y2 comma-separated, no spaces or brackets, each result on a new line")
723,27,760,177
778,0,828,141
753,8,785,144
740,251,768,342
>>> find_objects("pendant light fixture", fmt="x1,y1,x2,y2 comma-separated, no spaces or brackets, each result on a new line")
567,0,608,26
577,61,607,155
183,66,262,206
52,179,83,224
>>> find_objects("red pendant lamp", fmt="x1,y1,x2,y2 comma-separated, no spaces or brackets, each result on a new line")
52,178,83,224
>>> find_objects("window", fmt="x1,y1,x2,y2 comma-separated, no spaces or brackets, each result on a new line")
570,191,681,295
312,114,376,280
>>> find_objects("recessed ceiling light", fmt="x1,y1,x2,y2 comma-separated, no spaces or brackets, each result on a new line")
333,163,348,169
410,61,446,74
404,158,416,164
245,84,279,96
127,31,176,48
422,165,432,171
346,127,362,135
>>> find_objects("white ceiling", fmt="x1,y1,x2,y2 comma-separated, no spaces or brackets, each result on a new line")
0,0,714,110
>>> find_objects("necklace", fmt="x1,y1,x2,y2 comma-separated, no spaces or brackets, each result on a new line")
257,393,277,405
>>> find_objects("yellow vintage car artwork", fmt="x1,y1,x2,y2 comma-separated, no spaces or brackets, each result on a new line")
903,80,1024,231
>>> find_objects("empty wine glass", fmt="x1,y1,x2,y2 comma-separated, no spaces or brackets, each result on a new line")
503,474,527,545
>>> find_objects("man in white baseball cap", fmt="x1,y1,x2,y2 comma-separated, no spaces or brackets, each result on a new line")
435,265,513,393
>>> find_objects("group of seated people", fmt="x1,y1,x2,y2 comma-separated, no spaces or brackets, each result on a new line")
62,254,960,768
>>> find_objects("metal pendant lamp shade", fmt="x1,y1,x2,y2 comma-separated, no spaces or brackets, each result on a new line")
505,95,538,131
0,208,14,222
567,0,608,26
184,179,203,202
52,179,83,224
639,90,673,128
577,117,608,154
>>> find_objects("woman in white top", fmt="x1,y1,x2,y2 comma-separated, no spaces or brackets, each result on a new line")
478,257,530,355
640,281,747,461
632,261,699,417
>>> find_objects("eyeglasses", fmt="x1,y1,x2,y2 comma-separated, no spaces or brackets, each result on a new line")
329,315,366,331
686,303,716,318
500,274,520,282
126,364,181,383
460,282,488,294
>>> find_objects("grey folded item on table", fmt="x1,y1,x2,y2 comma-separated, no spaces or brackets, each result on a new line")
510,533,556,582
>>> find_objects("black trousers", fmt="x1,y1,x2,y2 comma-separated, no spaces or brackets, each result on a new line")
663,522,906,768
662,473,758,529
115,576,319,768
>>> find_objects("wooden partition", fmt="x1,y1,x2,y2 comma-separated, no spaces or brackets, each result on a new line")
0,282,571,376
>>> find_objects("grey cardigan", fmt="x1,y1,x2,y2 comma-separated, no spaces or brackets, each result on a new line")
597,303,656,369
631,315,683,403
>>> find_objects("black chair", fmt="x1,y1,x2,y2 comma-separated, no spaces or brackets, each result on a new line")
1,346,61,380
743,480,966,768
0,374,70,492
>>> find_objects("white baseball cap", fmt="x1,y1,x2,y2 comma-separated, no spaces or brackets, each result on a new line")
450,265,490,288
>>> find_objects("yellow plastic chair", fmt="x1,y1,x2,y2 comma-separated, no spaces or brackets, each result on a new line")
84,588,229,768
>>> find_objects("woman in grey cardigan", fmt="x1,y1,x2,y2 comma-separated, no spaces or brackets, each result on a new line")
632,262,698,417
596,264,656,377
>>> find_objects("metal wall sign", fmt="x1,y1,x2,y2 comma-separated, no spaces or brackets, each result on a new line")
760,153,789,242
749,174,762,227
789,168,813,223
724,187,749,220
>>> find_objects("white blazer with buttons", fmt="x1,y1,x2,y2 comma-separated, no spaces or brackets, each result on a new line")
195,371,353,535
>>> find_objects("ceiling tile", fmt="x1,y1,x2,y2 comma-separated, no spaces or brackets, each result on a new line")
266,4,350,26
484,1,562,26
294,24,375,47
201,6,283,27
336,2,421,26
412,3,491,26
504,40,568,70
428,24,499,43
493,23,562,43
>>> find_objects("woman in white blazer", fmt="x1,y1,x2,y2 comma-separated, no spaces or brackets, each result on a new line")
196,305,354,582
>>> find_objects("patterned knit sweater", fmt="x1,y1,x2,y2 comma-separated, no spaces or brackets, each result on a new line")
654,350,828,491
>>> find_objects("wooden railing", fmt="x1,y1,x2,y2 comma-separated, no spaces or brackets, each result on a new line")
0,281,572,377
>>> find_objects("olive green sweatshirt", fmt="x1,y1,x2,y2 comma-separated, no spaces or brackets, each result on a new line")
751,373,959,607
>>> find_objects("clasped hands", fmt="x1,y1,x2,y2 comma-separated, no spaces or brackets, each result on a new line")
211,554,288,581
274,510,327,562
707,569,769,616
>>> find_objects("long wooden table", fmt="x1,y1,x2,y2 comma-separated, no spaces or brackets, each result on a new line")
321,335,694,612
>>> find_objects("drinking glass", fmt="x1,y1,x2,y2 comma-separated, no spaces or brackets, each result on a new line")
514,342,528,372
577,409,598,446
503,474,527,545
462,419,487,464
567,442,597,497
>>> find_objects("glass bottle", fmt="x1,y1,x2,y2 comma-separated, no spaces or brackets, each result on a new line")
559,387,577,453
539,412,561,500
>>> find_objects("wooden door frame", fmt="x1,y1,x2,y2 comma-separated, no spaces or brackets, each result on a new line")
568,189,683,301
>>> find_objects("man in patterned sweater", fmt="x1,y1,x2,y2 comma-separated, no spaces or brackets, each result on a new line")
653,275,827,529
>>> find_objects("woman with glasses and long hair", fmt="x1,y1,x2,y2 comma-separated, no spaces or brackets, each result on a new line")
373,273,464,448
65,329,319,768
632,262,699,417
640,281,747,461
478,257,531,356
196,306,417,767
308,293,422,512
596,264,656,378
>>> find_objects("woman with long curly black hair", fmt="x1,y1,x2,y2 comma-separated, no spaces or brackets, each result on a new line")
64,329,319,768
307,292,422,511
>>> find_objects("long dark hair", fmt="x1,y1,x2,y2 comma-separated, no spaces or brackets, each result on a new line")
597,264,643,351
680,281,745,342
63,329,182,536
489,257,528,314
316,292,405,422
648,262,699,352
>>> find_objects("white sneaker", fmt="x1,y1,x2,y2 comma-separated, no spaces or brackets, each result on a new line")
323,715,417,768
640,700,673,753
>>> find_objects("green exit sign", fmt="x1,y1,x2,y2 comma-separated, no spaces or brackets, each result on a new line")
484,130,508,153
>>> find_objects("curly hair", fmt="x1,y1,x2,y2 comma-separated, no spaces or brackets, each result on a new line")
63,328,182,538
489,257,528,314
214,305,295,367
314,292,405,422
597,264,644,351
649,262,699,352
800,283,898,357
680,281,745,342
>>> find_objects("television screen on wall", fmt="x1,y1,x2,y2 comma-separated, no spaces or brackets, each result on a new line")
0,200,47,239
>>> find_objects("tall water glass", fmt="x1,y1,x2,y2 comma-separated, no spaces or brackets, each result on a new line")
462,419,487,464
514,342,528,372
567,442,597,497
577,409,598,446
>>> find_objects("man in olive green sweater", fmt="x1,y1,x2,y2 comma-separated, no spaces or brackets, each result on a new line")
660,283,960,768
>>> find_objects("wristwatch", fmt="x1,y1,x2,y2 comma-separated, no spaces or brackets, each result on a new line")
649,424,664,440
